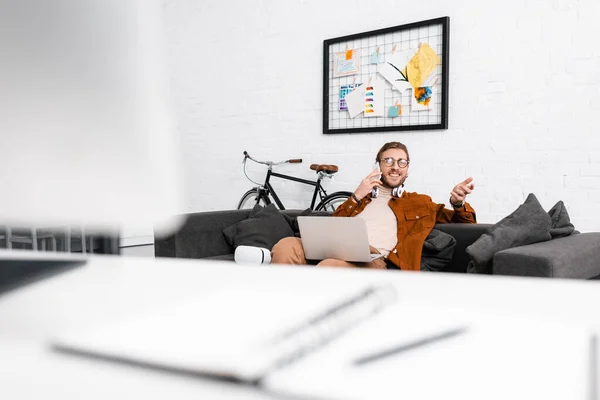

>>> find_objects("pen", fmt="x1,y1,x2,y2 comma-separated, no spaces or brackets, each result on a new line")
353,326,468,366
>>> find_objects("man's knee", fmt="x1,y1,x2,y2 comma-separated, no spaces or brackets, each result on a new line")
271,237,306,265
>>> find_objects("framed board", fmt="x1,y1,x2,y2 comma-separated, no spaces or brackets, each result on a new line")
323,17,449,134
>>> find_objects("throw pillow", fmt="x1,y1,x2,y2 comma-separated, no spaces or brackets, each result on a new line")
466,193,552,274
222,204,295,251
547,200,576,238
420,229,457,272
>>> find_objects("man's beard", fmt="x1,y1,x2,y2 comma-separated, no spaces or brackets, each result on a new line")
381,172,405,188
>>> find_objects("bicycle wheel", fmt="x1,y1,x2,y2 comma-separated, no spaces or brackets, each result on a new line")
315,191,353,212
237,188,271,210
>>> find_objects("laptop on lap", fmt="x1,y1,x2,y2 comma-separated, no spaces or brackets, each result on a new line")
297,216,384,262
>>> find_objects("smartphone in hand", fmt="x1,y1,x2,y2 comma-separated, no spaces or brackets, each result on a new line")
371,164,381,198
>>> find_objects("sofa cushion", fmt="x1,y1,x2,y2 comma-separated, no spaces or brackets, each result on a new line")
493,233,600,278
222,204,295,251
205,254,236,261
547,200,576,239
420,229,456,272
466,193,552,274
433,223,493,273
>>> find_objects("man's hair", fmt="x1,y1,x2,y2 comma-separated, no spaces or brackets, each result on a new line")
375,142,410,163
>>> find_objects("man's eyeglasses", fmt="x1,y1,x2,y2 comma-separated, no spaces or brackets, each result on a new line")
379,157,409,168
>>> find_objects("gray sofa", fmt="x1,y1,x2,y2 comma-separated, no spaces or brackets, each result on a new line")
154,209,600,279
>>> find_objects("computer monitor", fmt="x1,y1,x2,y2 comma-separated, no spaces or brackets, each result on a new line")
0,0,184,235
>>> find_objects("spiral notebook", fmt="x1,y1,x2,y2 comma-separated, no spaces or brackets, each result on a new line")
51,284,397,386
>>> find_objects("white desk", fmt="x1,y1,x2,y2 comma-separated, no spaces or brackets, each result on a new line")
0,252,599,399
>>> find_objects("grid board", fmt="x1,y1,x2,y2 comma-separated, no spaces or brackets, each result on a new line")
323,17,449,134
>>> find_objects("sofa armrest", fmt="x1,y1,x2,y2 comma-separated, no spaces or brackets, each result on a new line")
154,231,176,258
434,223,492,273
493,233,600,278
155,209,251,258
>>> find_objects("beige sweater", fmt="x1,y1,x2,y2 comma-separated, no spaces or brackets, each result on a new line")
356,186,397,257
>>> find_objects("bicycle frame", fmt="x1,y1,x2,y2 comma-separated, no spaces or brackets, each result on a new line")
259,168,329,210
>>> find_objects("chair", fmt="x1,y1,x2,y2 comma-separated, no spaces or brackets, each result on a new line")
64,226,93,253
4,226,96,254
0,226,7,249
7,227,58,251
1,224,114,255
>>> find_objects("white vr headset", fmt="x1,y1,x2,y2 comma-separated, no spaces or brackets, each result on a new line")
234,245,272,265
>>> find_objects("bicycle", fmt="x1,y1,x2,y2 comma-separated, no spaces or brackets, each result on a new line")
237,151,353,212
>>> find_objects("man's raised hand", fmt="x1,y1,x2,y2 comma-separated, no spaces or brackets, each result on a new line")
450,177,475,207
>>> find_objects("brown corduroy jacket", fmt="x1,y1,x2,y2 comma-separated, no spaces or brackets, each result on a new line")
333,191,477,271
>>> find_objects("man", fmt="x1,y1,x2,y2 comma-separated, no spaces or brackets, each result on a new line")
271,141,476,270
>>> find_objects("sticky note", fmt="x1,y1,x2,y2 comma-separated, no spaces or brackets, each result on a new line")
370,51,381,64
388,105,402,117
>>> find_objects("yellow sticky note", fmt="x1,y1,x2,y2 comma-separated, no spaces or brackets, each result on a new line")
402,43,441,88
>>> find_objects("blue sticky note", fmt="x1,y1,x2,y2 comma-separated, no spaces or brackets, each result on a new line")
370,52,381,64
388,106,400,117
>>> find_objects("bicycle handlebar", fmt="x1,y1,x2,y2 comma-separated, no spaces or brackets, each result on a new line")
243,151,302,166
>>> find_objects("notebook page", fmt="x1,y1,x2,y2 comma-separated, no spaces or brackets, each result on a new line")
52,284,396,382
263,303,592,400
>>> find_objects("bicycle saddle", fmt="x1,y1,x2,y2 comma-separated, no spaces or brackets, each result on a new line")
310,164,338,174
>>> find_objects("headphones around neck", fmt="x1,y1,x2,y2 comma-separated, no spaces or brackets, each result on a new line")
371,185,403,198
371,165,404,198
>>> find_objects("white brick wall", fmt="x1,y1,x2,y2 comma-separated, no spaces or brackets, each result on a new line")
163,0,600,232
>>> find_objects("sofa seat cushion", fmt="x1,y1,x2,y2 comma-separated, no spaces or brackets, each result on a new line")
205,254,235,261
493,233,600,279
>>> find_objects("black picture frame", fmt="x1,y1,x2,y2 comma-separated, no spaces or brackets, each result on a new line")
323,17,450,134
